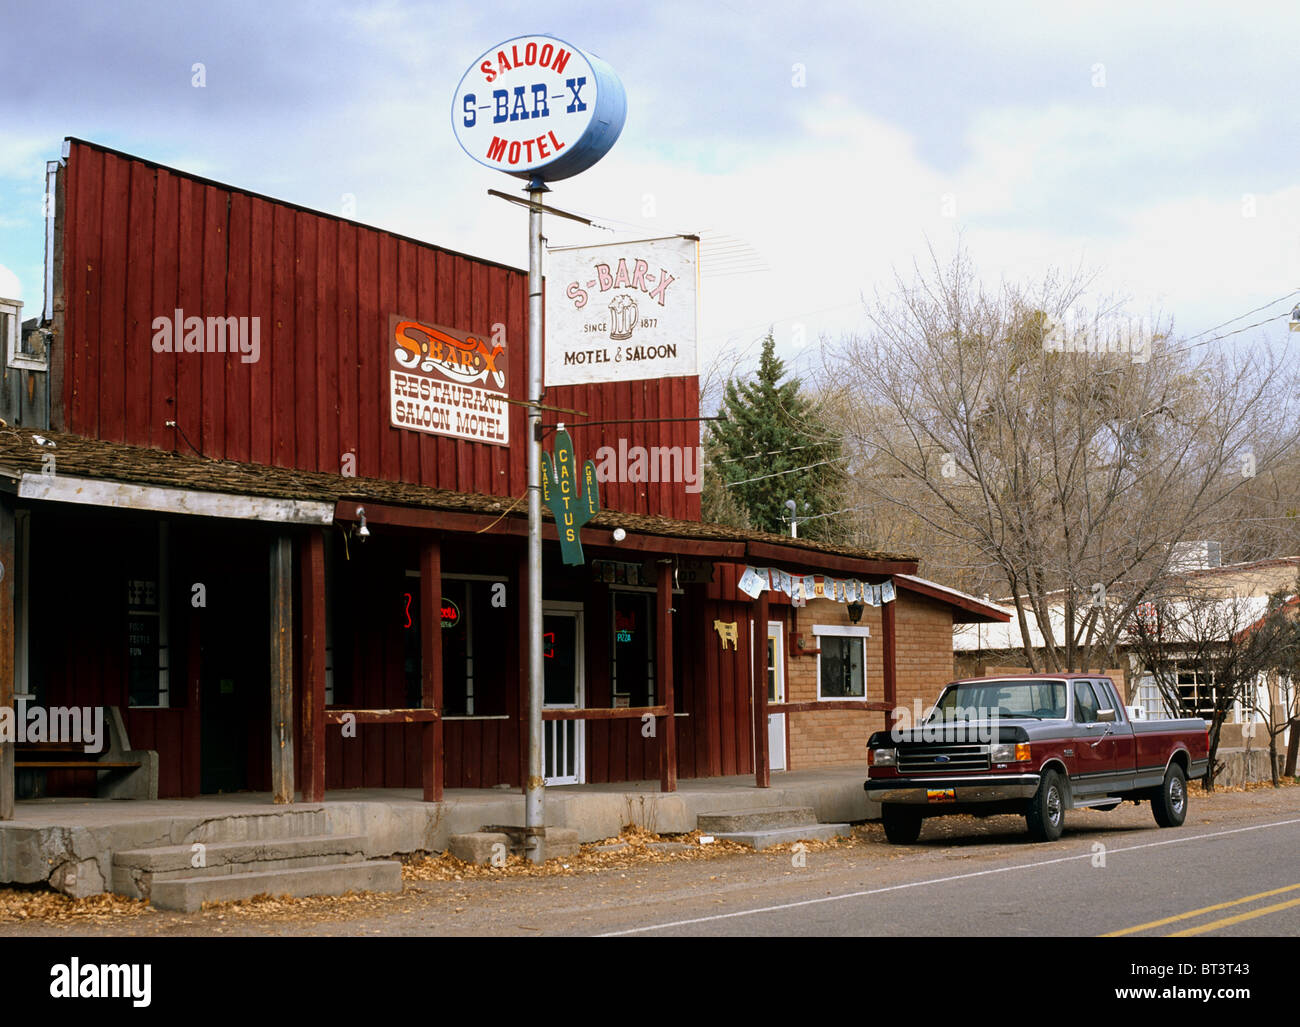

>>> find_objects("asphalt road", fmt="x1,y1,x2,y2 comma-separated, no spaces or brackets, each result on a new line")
3,785,1297,938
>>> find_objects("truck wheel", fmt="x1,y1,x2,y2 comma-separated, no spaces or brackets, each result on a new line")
882,806,922,844
1152,764,1187,828
1026,770,1066,842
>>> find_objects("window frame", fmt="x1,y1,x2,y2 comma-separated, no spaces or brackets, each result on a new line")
813,623,870,701
2,297,44,371
610,585,656,708
401,570,509,720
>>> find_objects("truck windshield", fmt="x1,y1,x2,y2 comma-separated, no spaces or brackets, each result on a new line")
930,680,1067,721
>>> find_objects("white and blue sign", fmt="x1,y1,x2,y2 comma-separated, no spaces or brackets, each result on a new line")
453,34,626,182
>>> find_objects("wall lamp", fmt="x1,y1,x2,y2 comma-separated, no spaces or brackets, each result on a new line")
353,506,370,541
846,601,865,625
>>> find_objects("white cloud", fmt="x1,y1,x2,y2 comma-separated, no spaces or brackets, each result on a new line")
0,263,21,301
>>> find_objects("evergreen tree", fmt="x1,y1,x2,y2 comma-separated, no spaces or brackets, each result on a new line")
704,333,846,538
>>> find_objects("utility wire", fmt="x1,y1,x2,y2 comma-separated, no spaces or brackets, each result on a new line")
1180,289,1299,343
723,455,849,488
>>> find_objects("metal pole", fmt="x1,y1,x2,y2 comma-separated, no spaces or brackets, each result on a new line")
525,176,548,863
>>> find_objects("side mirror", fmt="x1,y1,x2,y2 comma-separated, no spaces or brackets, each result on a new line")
1097,708,1116,723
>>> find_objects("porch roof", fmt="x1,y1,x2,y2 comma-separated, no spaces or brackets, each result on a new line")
0,426,918,576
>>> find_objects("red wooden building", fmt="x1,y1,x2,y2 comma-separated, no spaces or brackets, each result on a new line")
0,140,1001,814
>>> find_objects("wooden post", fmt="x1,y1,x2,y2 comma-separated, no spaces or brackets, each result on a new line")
300,529,327,802
269,534,295,803
882,580,898,733
183,613,202,797
0,497,14,820
420,539,444,802
657,560,677,793
753,591,770,788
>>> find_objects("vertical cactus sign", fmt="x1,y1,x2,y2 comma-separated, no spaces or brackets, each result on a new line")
542,428,600,565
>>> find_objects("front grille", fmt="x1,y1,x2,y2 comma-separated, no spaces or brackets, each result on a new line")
897,744,990,774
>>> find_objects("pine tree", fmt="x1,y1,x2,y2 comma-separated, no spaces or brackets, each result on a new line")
704,333,846,538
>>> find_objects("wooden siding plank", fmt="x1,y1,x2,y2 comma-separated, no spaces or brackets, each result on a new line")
270,202,296,467
293,211,318,470
199,183,229,458
225,192,253,463
316,217,340,475
247,197,275,466
123,160,155,447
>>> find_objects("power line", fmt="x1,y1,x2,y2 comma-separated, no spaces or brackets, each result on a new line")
718,441,831,464
1181,289,1299,344
723,455,848,487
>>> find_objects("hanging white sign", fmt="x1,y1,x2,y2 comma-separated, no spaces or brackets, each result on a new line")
545,236,698,386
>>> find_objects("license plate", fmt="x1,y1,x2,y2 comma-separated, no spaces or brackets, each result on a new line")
926,789,956,803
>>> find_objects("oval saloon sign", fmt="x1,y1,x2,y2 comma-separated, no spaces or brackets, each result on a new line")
452,34,626,182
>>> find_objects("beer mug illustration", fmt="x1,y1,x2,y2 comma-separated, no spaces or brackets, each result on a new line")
609,294,638,340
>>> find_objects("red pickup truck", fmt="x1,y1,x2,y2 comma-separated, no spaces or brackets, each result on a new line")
865,674,1210,843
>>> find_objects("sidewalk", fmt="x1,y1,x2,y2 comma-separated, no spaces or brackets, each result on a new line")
0,767,875,896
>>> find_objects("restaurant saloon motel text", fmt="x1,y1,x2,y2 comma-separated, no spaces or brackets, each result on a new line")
388,316,508,445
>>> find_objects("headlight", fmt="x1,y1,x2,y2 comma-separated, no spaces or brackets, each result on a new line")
991,742,1031,763
868,747,897,767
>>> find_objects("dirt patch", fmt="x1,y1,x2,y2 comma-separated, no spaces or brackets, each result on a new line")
401,823,871,882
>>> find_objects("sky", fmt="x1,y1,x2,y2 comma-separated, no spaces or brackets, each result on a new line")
1,0,1297,382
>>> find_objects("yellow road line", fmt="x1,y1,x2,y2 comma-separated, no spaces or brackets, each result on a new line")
1168,896,1300,937
1102,882,1300,937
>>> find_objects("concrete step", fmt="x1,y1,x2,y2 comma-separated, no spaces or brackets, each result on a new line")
188,809,333,844
696,806,819,833
111,834,369,900
148,860,404,912
709,823,851,850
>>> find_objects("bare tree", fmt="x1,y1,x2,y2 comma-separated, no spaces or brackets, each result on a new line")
1240,582,1300,787
820,244,1300,674
1126,583,1287,790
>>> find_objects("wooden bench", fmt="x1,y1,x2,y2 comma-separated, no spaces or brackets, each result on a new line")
14,706,159,799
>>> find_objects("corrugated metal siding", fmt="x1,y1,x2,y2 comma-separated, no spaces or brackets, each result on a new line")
58,141,701,521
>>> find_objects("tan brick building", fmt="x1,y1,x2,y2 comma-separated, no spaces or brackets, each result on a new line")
765,575,1009,772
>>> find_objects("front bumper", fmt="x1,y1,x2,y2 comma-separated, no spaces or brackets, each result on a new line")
865,773,1041,804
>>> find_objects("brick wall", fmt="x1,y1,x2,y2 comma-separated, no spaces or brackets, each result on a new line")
781,592,956,770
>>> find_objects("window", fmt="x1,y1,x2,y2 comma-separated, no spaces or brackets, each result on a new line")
2,298,44,370
1175,664,1216,720
1093,679,1125,721
1134,675,1171,720
815,625,869,699
611,589,655,708
403,575,508,716
1073,680,1100,723
127,523,170,708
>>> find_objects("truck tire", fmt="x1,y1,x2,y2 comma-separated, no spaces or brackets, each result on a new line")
882,806,922,844
1152,764,1188,828
1025,769,1066,842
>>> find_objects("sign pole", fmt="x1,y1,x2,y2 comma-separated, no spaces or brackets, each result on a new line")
452,32,626,865
525,176,548,863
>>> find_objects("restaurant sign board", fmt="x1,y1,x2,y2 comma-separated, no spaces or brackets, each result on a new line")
388,315,509,446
